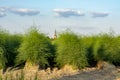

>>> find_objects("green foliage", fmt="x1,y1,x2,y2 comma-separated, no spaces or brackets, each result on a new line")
0,47,7,69
55,31,88,69
81,36,97,66
16,27,54,68
0,29,8,69
5,34,22,67
93,34,106,61
1,26,120,70
92,33,120,65
0,28,22,69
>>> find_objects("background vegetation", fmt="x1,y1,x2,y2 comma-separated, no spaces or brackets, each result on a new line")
0,27,120,72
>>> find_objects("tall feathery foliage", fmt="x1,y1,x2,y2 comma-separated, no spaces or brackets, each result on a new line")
55,31,88,69
16,27,54,68
93,33,120,64
81,35,98,67
0,29,8,69
0,28,22,69
4,34,22,67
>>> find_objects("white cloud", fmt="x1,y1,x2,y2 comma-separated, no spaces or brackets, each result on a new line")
53,9,85,17
90,12,109,18
0,7,6,12
0,6,110,18
0,7,7,17
0,7,40,17
9,8,40,16
0,12,6,17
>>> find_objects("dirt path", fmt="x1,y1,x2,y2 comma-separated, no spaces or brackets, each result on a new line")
52,69,120,80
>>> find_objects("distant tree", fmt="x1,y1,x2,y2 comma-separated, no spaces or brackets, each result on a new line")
16,27,54,69
55,30,88,69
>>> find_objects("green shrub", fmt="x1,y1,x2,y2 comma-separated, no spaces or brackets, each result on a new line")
93,33,120,64
81,35,98,67
55,31,88,69
0,29,8,69
16,27,54,68
0,28,22,69
5,34,22,67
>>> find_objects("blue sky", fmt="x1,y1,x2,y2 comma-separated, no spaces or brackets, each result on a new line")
0,0,120,36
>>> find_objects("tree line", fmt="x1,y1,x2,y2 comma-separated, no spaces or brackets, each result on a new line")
0,27,120,71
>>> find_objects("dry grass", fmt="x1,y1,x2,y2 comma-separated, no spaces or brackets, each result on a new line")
1,65,120,80
0,65,79,80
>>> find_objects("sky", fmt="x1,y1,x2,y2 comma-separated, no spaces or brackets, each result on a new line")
0,0,120,37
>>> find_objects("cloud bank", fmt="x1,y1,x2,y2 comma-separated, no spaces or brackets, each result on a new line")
0,7,7,17
0,6,110,18
53,9,85,17
0,7,6,12
0,7,40,17
0,12,6,17
10,8,40,16
90,12,109,18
